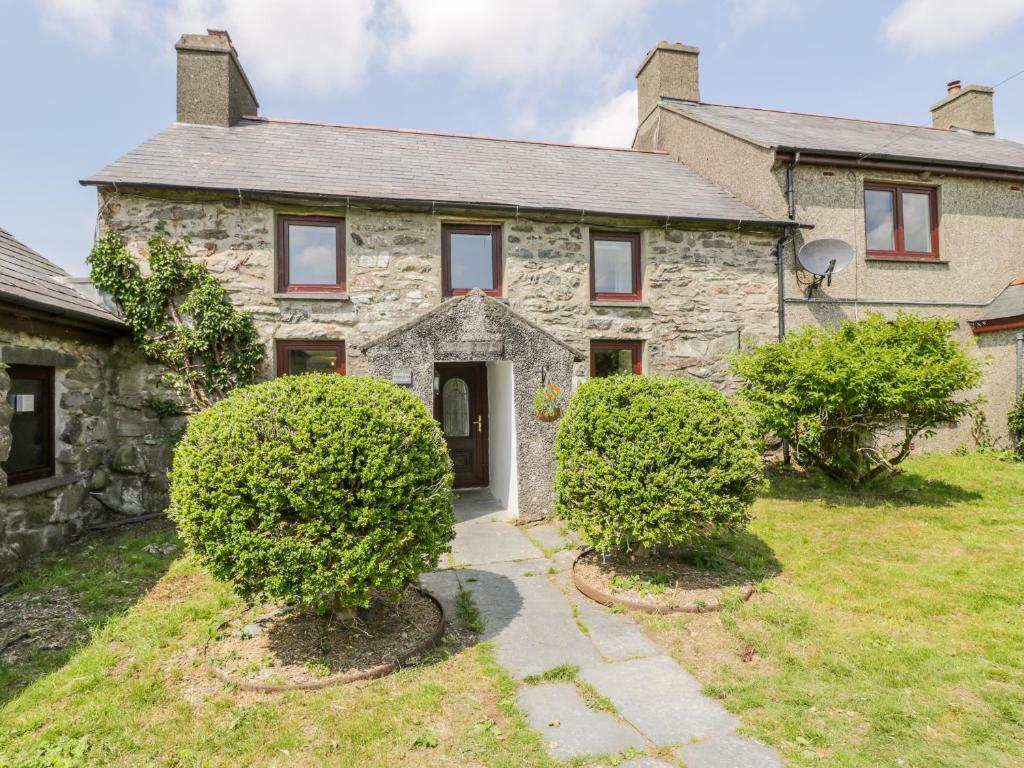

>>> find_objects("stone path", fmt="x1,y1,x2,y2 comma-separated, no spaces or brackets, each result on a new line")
420,489,784,767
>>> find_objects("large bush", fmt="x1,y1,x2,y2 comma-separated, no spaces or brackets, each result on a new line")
169,375,455,611
555,375,764,553
731,312,982,485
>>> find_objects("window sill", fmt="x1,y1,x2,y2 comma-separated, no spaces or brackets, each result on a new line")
1,472,84,499
272,292,350,301
591,300,650,309
865,255,948,264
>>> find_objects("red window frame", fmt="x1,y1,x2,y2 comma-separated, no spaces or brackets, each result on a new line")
3,364,55,485
276,215,346,292
441,223,503,298
864,183,940,260
590,340,644,377
275,340,346,377
590,231,642,301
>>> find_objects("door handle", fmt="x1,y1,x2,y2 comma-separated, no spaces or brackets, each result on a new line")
475,415,483,433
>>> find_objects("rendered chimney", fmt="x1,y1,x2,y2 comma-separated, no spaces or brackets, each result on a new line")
930,80,994,135
175,29,259,127
635,41,700,123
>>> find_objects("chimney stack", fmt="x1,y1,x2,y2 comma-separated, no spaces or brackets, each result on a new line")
175,29,258,127
635,41,700,123
930,80,994,135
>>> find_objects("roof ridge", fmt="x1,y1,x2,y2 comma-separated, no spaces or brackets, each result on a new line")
240,116,669,155
687,100,960,135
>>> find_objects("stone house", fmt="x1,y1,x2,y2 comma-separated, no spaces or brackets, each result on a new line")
634,42,1024,447
0,227,174,573
81,30,793,520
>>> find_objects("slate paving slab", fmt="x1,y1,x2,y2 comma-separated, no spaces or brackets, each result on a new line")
580,655,738,745
450,518,543,566
516,682,645,761
616,759,677,768
675,734,784,768
462,560,602,677
525,522,573,553
570,590,661,661
417,569,461,623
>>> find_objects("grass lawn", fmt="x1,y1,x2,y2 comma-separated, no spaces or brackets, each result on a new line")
641,452,1024,767
2,453,1022,766
0,524,555,768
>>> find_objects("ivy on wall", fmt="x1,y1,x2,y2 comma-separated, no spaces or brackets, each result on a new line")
88,226,264,411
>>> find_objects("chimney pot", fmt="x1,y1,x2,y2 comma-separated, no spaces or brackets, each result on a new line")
930,82,994,135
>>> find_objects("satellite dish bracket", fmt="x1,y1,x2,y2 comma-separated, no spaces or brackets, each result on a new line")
805,258,837,297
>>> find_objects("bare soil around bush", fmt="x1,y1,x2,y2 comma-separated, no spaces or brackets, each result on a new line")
574,547,757,613
205,587,444,690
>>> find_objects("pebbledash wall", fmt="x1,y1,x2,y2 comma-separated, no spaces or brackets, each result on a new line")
0,333,178,574
639,105,1024,448
98,188,781,387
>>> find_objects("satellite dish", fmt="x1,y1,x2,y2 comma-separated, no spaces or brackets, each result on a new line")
797,239,853,295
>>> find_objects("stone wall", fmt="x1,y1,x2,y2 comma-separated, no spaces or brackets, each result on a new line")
0,332,176,574
99,189,782,391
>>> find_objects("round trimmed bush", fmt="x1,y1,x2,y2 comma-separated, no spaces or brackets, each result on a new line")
555,375,764,553
169,375,455,610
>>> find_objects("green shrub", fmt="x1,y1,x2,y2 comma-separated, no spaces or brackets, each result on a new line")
554,375,764,553
1009,397,1024,459
169,375,455,611
731,312,982,485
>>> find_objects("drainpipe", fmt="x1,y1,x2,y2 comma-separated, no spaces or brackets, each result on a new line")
779,151,800,466
1017,332,1023,401
786,151,801,220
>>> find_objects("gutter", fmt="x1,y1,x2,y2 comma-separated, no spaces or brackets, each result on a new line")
0,292,125,334
774,149,1024,183
78,179,807,232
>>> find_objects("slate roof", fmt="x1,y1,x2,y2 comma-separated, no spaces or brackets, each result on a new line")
663,100,1024,173
972,278,1024,328
81,118,788,226
0,226,123,329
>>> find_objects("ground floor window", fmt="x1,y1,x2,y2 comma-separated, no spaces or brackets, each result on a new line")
590,340,643,377
3,364,55,484
275,341,346,377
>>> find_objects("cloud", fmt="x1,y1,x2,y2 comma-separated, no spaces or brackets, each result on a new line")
385,0,645,85
727,0,799,31
883,0,1024,52
568,90,637,147
38,0,145,47
167,0,378,93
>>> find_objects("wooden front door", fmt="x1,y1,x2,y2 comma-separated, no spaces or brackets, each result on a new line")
434,363,488,488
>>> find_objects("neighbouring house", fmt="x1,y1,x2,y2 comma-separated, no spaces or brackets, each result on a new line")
81,30,793,520
0,227,175,573
633,41,1024,448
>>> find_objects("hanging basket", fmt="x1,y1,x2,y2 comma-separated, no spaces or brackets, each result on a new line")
536,408,561,422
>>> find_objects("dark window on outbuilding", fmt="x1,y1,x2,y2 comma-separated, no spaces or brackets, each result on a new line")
275,341,346,377
3,365,55,485
590,232,641,300
864,183,939,259
590,340,643,377
442,224,502,297
276,215,346,292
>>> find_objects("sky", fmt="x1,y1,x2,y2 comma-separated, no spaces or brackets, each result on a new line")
2,0,1024,275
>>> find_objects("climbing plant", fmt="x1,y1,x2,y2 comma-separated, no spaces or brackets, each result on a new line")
88,226,263,411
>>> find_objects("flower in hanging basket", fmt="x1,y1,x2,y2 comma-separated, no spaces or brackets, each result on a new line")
533,382,565,421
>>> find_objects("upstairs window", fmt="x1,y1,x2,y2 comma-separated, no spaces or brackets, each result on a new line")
442,224,502,297
276,215,346,292
591,340,643,377
3,365,54,485
591,232,641,300
275,341,346,376
864,184,939,259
